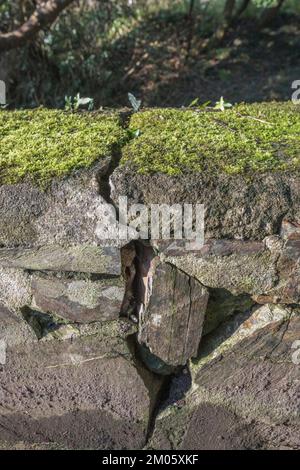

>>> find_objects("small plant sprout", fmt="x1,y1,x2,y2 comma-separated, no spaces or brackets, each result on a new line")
188,98,211,109
64,94,94,111
214,97,232,112
188,97,199,107
128,93,142,112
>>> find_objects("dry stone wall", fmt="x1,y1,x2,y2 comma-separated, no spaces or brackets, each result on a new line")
0,107,300,449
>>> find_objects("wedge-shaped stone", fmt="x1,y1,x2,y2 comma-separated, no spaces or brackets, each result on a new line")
138,261,209,368
149,307,300,450
0,303,37,347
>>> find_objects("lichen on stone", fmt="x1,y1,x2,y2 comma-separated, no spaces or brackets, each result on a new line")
123,101,300,175
0,108,126,186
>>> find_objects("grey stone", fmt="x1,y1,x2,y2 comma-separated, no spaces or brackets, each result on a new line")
0,304,37,347
0,245,121,275
111,166,300,241
0,267,31,311
31,276,125,323
138,261,209,368
148,309,300,450
163,242,277,296
0,332,163,450
0,162,125,249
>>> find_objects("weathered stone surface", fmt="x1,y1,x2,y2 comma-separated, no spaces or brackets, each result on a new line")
280,218,300,239
203,288,254,336
192,304,292,371
111,167,300,240
0,245,121,275
22,302,137,341
0,163,120,248
160,234,300,306
0,333,163,450
31,276,125,323
163,242,277,297
138,261,209,368
0,267,31,311
0,304,37,347
149,310,300,450
255,237,300,304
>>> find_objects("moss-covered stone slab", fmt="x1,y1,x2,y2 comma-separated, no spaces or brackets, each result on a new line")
31,276,125,323
0,245,121,274
0,109,126,186
111,102,300,241
0,110,125,248
1,104,299,244
123,102,300,175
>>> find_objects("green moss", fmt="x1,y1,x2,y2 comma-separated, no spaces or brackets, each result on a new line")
123,102,300,175
0,108,126,185
1,103,299,184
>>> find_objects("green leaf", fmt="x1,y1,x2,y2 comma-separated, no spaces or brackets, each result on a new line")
214,97,232,112
188,97,199,108
128,93,142,112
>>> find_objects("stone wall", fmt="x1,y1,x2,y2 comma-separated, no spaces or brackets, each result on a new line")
0,105,300,449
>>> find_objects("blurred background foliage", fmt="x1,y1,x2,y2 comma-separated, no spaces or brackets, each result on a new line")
0,0,299,108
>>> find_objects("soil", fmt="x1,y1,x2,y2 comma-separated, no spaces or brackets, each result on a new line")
103,14,300,108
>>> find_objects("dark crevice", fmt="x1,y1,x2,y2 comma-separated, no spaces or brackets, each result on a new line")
125,332,173,445
25,269,121,281
21,306,64,340
145,374,173,443
97,110,133,208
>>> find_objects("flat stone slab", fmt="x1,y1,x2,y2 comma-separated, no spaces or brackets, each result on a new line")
31,276,125,323
111,167,300,241
163,240,277,296
0,245,121,275
0,333,163,450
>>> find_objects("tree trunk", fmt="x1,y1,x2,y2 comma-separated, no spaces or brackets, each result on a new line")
259,0,286,28
0,0,75,52
224,0,236,23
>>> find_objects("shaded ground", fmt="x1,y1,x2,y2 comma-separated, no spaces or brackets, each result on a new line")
94,13,300,107
2,12,299,108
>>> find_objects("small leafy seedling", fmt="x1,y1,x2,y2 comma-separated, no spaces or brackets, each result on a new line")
128,93,142,112
188,98,211,109
65,93,94,111
214,96,232,112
